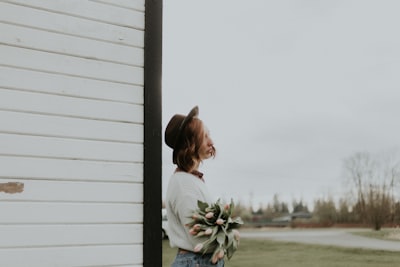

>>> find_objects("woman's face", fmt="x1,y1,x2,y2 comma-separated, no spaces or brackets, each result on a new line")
198,123,215,160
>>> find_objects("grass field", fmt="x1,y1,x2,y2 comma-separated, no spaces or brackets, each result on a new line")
163,238,400,267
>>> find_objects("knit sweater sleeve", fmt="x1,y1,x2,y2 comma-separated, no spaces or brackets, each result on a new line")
176,191,201,230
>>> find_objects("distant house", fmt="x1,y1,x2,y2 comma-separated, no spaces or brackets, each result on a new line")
291,211,313,220
0,1,162,266
272,215,292,223
272,212,312,224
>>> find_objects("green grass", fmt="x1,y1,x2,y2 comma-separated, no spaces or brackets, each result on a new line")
163,238,400,267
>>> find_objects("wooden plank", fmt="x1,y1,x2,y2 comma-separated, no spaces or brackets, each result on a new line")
0,202,143,223
0,2,144,47
0,90,144,124
5,0,145,29
0,245,143,267
0,66,143,104
0,179,143,203
0,110,143,142
0,23,143,66
0,156,143,182
91,0,145,12
0,224,143,247
0,133,143,163
6,89,143,120
1,46,143,85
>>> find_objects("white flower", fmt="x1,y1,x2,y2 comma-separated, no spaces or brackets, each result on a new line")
216,218,224,225
205,228,213,235
205,212,214,219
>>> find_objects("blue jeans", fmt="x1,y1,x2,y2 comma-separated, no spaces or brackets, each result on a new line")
171,251,224,267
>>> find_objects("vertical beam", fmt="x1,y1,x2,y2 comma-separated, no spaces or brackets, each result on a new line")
143,0,162,266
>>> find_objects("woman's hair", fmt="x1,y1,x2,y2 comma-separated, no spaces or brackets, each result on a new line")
173,118,215,172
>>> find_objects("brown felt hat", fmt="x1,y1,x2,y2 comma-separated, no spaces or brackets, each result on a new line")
165,106,199,150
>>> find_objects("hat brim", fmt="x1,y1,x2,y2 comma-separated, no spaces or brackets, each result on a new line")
179,106,199,132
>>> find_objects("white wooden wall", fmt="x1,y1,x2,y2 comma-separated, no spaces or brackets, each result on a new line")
0,1,145,266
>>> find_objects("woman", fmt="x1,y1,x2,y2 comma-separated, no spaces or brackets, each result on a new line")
165,106,223,267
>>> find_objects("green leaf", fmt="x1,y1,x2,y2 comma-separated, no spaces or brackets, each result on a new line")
222,224,228,235
234,217,243,224
226,244,235,259
216,231,225,245
225,231,234,248
214,205,222,219
196,231,206,237
210,226,219,240
203,219,215,226
227,217,243,230
197,200,209,211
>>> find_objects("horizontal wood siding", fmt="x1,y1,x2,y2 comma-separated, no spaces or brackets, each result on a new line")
0,66,143,103
0,224,143,247
0,156,143,182
0,1,143,46
0,0,145,266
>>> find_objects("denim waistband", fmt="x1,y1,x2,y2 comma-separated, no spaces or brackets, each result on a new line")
172,250,224,267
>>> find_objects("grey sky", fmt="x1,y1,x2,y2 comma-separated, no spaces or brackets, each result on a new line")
161,0,400,210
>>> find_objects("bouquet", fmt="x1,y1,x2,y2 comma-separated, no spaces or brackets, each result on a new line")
186,199,243,263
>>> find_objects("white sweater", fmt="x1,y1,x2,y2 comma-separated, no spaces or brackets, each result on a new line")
165,171,213,251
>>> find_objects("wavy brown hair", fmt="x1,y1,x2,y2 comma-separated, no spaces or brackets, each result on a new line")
173,118,215,173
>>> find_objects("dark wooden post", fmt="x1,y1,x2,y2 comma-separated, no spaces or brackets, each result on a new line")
144,0,163,266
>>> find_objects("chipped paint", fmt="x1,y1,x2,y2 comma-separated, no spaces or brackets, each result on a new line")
0,182,24,194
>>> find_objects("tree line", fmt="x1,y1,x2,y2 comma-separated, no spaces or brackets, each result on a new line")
233,150,400,230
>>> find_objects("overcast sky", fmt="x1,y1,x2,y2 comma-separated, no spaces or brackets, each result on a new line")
161,0,400,210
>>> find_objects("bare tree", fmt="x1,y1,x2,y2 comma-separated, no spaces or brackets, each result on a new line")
382,152,400,224
343,150,400,230
344,152,373,223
